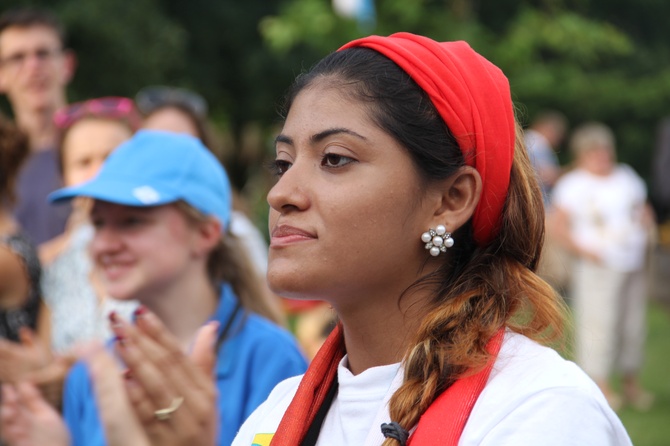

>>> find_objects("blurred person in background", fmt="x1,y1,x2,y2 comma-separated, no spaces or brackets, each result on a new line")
649,117,670,308
137,85,330,344
0,99,140,413
0,115,55,428
0,114,46,345
524,110,567,204
551,122,655,411
0,130,307,446
136,86,270,279
136,86,286,329
41,97,141,354
0,8,75,245
651,116,670,225
525,111,571,291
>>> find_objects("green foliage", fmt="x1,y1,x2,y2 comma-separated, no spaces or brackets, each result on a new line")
260,0,353,54
258,0,670,185
495,9,633,69
2,0,187,100
3,0,670,194
58,0,188,100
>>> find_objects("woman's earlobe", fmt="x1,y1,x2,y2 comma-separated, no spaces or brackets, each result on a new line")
195,218,222,256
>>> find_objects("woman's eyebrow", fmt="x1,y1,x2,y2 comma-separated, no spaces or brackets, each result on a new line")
275,134,292,146
275,128,368,147
311,128,367,143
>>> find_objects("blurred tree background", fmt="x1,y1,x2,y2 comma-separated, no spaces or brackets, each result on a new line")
2,0,670,217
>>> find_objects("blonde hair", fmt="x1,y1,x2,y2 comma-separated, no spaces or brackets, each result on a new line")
569,122,615,156
175,201,285,326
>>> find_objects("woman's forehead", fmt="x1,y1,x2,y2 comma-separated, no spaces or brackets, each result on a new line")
284,87,375,134
91,200,163,214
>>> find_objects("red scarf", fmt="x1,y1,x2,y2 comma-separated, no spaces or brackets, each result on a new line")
271,327,505,445
340,33,515,247
270,324,346,445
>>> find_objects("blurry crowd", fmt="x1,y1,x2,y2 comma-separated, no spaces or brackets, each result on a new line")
0,7,320,445
526,111,663,412
0,5,663,446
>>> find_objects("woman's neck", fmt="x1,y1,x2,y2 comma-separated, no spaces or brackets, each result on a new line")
142,271,219,351
335,288,430,376
0,210,18,236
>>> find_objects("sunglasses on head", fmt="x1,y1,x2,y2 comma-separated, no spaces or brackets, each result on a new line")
54,97,140,130
135,86,208,119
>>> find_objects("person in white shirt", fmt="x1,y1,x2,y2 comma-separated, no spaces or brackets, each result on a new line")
551,122,655,411
0,34,632,446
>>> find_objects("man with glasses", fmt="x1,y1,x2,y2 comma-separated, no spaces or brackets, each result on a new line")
0,8,75,245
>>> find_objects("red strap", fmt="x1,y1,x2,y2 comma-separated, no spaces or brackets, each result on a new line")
271,327,504,446
408,329,505,445
270,324,345,446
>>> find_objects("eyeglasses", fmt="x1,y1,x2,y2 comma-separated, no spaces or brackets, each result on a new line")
135,86,208,118
0,47,63,69
54,97,141,130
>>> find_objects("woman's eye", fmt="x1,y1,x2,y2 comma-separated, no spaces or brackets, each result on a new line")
75,158,92,167
122,217,144,227
269,159,292,177
321,153,355,168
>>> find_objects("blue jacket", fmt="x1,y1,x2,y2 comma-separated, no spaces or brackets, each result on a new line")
63,284,307,446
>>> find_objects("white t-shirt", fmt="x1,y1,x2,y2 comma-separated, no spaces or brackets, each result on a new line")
552,165,648,272
232,331,632,446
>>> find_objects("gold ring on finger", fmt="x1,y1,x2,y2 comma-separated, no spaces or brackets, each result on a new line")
154,396,184,421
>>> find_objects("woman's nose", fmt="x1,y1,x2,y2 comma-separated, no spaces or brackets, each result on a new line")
90,225,123,257
267,160,311,215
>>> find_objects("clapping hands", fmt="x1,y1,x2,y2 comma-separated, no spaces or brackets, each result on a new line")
0,309,219,446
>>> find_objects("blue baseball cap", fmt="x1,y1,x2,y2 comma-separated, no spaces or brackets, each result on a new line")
49,130,232,229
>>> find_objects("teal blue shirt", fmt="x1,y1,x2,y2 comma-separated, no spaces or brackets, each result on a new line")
63,284,307,446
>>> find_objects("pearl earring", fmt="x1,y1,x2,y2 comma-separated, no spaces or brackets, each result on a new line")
421,225,454,256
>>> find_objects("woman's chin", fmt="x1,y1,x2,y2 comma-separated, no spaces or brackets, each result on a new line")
103,283,138,302
267,278,310,300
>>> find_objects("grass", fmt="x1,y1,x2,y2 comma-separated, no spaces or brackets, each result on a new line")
617,300,670,446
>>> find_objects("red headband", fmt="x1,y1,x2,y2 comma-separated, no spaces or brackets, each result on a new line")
339,33,515,246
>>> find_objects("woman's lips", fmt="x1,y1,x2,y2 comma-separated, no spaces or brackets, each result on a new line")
270,225,317,247
100,263,132,281
97,257,134,281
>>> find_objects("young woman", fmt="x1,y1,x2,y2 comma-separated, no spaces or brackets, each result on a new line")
0,130,306,446
41,97,141,353
134,85,271,280
237,33,631,445
1,33,631,446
